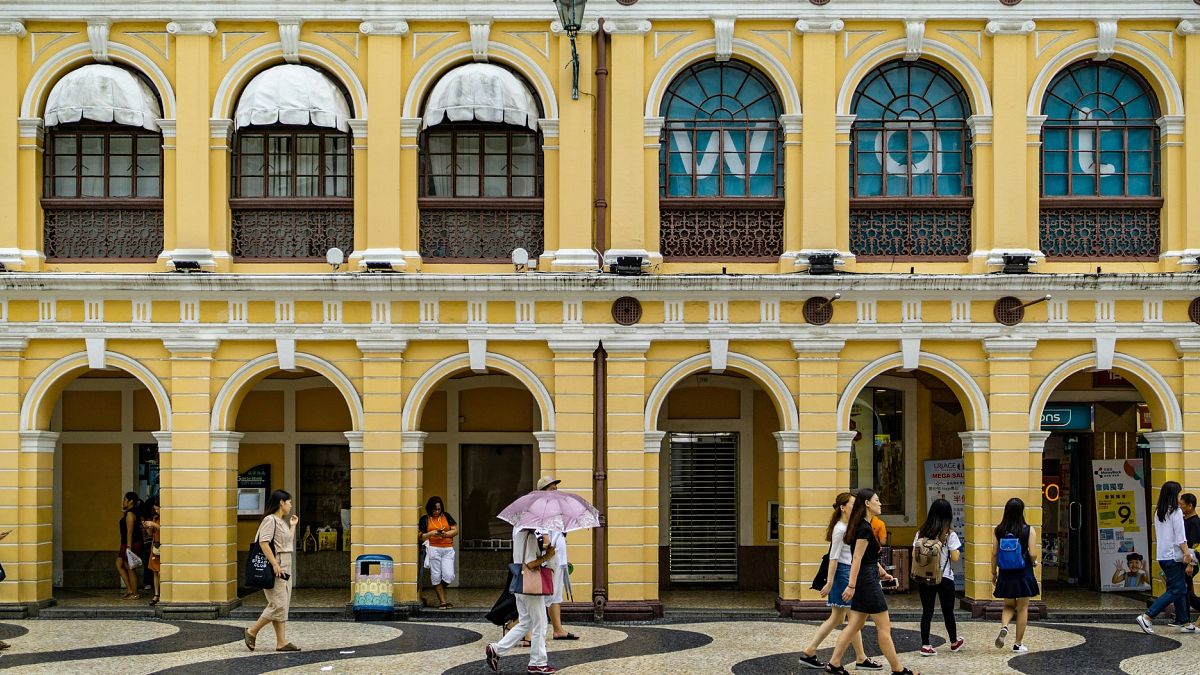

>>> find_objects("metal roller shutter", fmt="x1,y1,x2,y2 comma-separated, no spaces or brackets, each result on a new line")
669,432,738,582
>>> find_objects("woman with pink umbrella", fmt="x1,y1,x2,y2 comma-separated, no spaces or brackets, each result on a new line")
484,481,600,675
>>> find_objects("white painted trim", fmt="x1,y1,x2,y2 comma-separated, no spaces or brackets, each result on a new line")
210,352,364,432
836,350,989,431
212,41,368,120
21,41,177,119
1026,38,1184,116
850,373,920,527
1028,352,1182,432
837,37,993,116
645,38,802,118
402,41,557,120
20,351,171,431
645,351,798,432
401,351,555,432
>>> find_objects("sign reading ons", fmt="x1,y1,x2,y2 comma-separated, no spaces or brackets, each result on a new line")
1040,404,1093,431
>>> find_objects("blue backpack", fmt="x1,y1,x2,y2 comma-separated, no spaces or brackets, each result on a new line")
997,530,1026,571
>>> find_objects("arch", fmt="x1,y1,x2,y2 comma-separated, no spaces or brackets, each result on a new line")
401,352,555,432
645,352,798,433
837,39,992,117
213,42,367,120
22,42,177,119
646,39,802,119
836,352,989,431
1029,352,1181,432
403,43,558,121
20,351,172,431
211,352,364,432
1028,40,1183,117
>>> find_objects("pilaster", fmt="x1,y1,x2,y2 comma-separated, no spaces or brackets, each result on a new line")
603,339,652,602
0,26,22,267
1177,337,1200,485
1181,23,1200,262
8,430,56,612
165,21,217,269
606,20,651,259
550,30,596,270
548,339,597,601
796,20,842,254
986,20,1035,254
959,430,993,602
14,114,42,271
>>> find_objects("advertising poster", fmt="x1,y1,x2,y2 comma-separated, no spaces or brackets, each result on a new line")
923,458,966,591
1094,459,1151,592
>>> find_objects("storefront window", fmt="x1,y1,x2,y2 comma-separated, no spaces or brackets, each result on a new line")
850,388,906,515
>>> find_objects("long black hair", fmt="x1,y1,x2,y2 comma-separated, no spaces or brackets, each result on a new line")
1156,481,1183,523
918,498,954,540
994,497,1028,539
123,491,143,512
264,489,292,517
843,488,876,546
825,492,853,542
425,496,445,516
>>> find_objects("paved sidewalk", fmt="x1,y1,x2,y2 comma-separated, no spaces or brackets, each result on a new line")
0,616,1194,674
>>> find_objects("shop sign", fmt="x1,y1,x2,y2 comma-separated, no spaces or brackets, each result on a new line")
1094,459,1151,592
1137,404,1152,432
1040,404,1093,431
924,459,966,591
1093,370,1135,388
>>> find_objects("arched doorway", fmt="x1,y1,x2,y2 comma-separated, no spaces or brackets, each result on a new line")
229,368,355,593
418,372,542,598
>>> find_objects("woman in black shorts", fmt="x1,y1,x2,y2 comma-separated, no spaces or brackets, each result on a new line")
824,488,919,675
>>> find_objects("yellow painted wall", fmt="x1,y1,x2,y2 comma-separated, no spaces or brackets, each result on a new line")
668,387,739,418
460,388,535,432
132,389,159,431
423,443,448,508
752,390,780,547
235,391,284,432
236,444,285,551
296,387,353,432
61,443,122,551
61,391,121,431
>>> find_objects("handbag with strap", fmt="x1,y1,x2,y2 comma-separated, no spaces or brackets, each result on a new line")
245,517,277,590
507,530,554,596
811,553,830,590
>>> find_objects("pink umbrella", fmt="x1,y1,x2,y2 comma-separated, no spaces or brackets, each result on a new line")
497,490,601,533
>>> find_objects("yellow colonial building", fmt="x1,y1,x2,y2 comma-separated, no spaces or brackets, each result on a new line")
0,0,1199,619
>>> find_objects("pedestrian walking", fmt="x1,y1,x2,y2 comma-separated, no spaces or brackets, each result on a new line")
143,497,162,605
797,492,883,671
116,492,144,600
992,497,1039,653
535,475,579,641
912,498,963,657
418,496,458,609
823,488,918,675
245,490,301,652
1180,492,1200,612
485,526,557,674
1135,481,1196,634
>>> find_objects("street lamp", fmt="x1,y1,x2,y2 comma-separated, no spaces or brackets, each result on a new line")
552,0,587,99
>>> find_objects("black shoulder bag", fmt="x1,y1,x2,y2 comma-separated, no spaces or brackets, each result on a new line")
245,517,277,589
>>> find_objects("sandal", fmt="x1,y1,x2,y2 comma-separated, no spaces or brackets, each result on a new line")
277,643,301,652
520,639,531,648
437,602,454,609
824,665,849,675
244,629,256,651
891,669,919,675
122,594,140,601
149,596,159,606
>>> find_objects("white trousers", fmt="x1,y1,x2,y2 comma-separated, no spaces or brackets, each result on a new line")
490,593,549,667
427,546,456,586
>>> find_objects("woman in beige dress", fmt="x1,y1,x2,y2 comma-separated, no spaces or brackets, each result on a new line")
245,490,300,652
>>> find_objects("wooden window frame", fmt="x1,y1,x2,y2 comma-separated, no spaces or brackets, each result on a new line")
418,124,545,202
230,125,354,200
42,123,163,202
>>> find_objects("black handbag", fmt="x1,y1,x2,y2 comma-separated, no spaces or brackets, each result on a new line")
0,561,6,583
244,518,277,590
811,553,830,590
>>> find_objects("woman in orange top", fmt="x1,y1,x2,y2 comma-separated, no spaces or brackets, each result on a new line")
419,496,459,609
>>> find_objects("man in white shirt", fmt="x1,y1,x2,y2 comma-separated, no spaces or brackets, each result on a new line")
535,475,579,641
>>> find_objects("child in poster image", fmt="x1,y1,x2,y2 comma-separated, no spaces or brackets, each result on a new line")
1113,553,1151,588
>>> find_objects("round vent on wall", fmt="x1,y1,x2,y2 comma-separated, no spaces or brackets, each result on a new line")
1000,0,1022,5
1190,298,1200,325
994,296,1025,326
612,296,643,326
617,0,639,5
809,0,831,5
803,297,835,325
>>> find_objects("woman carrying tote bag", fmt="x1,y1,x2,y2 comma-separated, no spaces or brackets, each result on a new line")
485,526,557,674
245,490,300,652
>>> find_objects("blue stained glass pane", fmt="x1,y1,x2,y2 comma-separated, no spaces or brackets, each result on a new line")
1128,150,1152,173
857,175,882,196
911,174,933,196
1098,129,1124,151
1044,129,1069,151
695,68,722,100
857,130,881,151
724,175,747,197
696,174,719,196
938,131,961,152
1099,151,1124,173
749,175,774,197
1128,128,1152,150
938,175,962,195
1072,174,1097,195
1099,173,1125,196
886,174,908,196
1044,174,1068,195
668,176,692,197
939,150,961,173
1044,150,1068,174
1043,98,1073,121
1128,174,1152,195
855,99,885,120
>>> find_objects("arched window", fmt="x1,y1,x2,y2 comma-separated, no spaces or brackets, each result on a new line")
659,60,783,260
42,64,164,260
418,63,544,262
849,59,972,260
1039,61,1161,259
230,64,354,260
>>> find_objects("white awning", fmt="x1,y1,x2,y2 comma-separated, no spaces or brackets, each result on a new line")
234,64,351,132
44,64,162,132
423,63,539,131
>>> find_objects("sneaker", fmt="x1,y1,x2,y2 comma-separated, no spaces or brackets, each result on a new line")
1136,614,1155,635
995,625,1009,648
949,637,965,652
855,659,883,670
1180,623,1198,633
485,644,499,673
798,653,824,669
919,646,936,657
1012,644,1029,654
1168,619,1183,628
527,667,558,674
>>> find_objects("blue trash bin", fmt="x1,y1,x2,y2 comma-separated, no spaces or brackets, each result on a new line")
352,554,394,620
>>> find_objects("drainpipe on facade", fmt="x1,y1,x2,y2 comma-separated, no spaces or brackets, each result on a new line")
592,343,608,621
595,17,609,255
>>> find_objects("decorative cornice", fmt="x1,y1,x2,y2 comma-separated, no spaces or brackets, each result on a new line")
17,117,43,140
791,338,846,354
278,18,302,64
712,15,735,61
20,430,59,453
1094,18,1117,61
985,19,1036,35
209,431,245,453
151,430,173,453
0,21,26,38
779,113,803,135
468,16,492,62
166,20,217,36
644,431,667,454
602,18,652,34
794,18,844,34
400,117,422,138
959,430,991,454
0,337,29,352
346,118,368,139
967,114,993,137
603,339,651,355
1027,114,1048,135
834,114,856,135
533,430,556,453
1157,115,1184,137
903,17,925,61
551,20,600,35
156,118,177,138
983,337,1037,355
356,338,408,354
162,337,220,354
538,117,559,138
1174,337,1200,354
547,338,600,354
400,430,428,453
208,118,232,141
773,431,801,453
359,19,409,36
644,116,665,138
1177,19,1200,36
87,18,111,63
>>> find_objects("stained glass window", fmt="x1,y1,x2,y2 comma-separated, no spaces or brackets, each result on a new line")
850,60,972,198
1040,61,1160,198
659,60,784,198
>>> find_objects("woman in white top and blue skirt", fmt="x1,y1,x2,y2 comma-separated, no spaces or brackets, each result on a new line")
1136,481,1197,634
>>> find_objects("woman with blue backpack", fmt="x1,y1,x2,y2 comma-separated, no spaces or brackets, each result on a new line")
992,497,1039,654
1134,480,1196,635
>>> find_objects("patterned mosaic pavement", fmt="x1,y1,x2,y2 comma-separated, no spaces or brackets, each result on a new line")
0,616,1195,674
